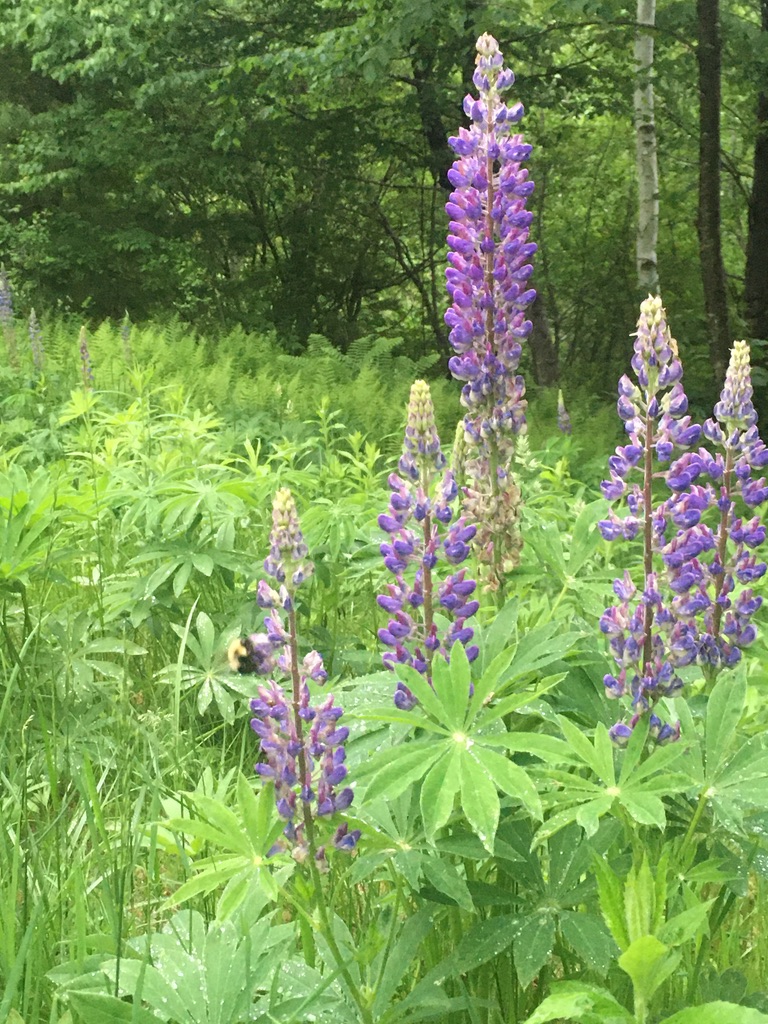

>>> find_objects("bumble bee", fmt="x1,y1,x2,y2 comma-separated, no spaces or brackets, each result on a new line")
228,636,255,674
227,633,275,675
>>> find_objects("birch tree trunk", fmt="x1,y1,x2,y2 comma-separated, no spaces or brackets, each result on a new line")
634,0,659,294
697,0,732,381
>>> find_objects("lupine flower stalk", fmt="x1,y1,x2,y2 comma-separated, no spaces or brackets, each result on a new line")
121,311,132,363
599,297,703,745
445,33,536,591
79,326,94,388
378,380,479,710
233,488,359,866
0,270,19,368
28,309,44,372
665,340,767,675
557,389,572,435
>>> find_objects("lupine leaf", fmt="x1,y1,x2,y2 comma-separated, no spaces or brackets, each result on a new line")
362,743,444,803
620,791,666,829
472,745,542,820
459,749,500,853
373,907,436,1018
706,666,747,777
422,858,473,911
524,981,633,1023
421,746,461,841
662,1003,768,1023
514,913,556,988
399,663,449,723
557,716,604,776
68,993,159,1024
559,911,617,976
441,638,471,730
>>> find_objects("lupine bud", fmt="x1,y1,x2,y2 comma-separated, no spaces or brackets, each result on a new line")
264,488,314,591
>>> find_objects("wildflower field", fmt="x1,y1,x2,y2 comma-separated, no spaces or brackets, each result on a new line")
2,30,768,1024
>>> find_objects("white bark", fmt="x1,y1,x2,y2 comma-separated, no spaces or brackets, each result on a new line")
634,0,659,292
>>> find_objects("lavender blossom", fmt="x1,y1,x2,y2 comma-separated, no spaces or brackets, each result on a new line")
79,326,94,388
378,381,479,709
600,297,703,744
235,488,359,863
28,309,44,372
446,33,536,591
557,390,572,435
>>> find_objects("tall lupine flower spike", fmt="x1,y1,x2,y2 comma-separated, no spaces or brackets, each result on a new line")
599,297,703,746
666,340,767,675
378,380,479,711
79,326,94,388
0,270,19,368
234,488,359,864
446,33,536,592
557,390,572,435
121,311,132,363
28,309,44,372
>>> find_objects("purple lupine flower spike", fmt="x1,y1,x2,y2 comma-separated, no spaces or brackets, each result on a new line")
0,270,18,368
600,298,701,745
379,381,479,707
446,33,535,591
237,488,359,862
557,390,572,435
28,309,44,372
79,326,94,388
121,311,132,363
671,340,767,675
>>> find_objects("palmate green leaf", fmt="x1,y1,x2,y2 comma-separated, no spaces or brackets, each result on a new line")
373,907,436,1019
399,662,449,722
559,911,617,976
442,638,472,729
469,645,517,719
361,742,444,803
400,914,521,1008
460,748,500,853
478,674,565,728
472,745,542,820
67,993,159,1024
514,913,556,988
557,716,612,780
499,623,579,691
523,981,633,1024
568,500,607,576
662,1003,768,1023
620,792,666,829
421,746,461,841
706,666,747,776
422,857,473,911
479,595,519,672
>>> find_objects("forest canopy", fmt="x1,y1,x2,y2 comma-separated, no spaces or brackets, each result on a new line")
0,0,766,399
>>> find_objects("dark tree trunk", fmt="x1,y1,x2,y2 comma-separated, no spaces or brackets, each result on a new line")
745,0,768,343
411,43,451,191
529,294,559,386
697,0,731,382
